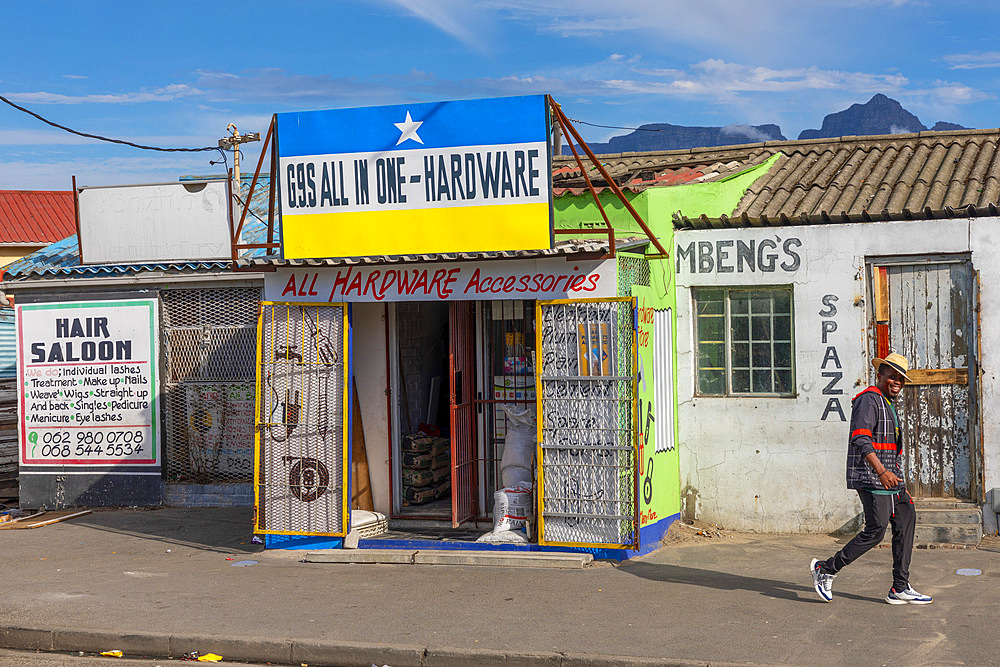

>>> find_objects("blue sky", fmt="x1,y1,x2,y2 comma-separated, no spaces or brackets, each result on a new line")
3,0,1000,190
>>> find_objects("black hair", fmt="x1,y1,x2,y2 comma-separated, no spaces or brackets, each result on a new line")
877,363,892,376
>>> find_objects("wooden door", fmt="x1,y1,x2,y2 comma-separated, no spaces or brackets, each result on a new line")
448,301,478,526
872,260,975,499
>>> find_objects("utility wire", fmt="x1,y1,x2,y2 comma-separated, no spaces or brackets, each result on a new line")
0,94,218,152
234,192,269,227
567,117,663,132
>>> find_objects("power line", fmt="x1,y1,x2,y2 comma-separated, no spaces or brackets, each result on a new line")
0,94,218,152
567,117,663,132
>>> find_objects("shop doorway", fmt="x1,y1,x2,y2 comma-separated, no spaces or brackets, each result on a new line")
390,302,455,519
869,257,980,500
388,299,538,530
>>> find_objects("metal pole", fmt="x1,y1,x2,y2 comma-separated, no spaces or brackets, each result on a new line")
548,98,669,258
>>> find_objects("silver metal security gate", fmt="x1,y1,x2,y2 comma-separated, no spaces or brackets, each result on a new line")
536,297,639,549
161,287,260,484
254,302,350,536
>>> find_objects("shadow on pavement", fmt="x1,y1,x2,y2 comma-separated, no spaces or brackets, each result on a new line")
69,507,263,554
618,560,876,603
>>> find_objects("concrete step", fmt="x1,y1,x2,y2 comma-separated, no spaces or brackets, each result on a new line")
302,548,594,569
915,508,982,525
913,499,978,510
915,524,982,545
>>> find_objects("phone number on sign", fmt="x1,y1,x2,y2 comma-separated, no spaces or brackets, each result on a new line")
28,429,148,459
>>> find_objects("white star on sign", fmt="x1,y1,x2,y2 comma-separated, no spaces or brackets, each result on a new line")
394,111,424,146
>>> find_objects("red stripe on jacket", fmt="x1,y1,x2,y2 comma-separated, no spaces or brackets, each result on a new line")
872,441,896,450
852,428,873,438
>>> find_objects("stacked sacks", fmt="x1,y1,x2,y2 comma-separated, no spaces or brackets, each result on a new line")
401,434,451,506
478,406,536,544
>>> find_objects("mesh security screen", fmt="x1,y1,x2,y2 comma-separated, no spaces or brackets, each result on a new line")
617,254,650,296
537,298,638,548
255,303,348,536
161,287,260,483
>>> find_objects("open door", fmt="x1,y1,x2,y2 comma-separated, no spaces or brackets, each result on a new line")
254,302,350,537
535,297,639,549
449,301,478,527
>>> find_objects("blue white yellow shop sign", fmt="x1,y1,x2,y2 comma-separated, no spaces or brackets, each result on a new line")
275,95,553,259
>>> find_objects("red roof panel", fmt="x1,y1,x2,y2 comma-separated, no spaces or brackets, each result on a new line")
0,190,75,244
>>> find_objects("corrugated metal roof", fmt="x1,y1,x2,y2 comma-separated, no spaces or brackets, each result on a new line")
0,190,76,244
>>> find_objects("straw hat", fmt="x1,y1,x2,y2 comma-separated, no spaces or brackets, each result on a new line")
872,352,912,382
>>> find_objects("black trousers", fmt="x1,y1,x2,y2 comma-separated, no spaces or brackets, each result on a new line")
820,488,915,590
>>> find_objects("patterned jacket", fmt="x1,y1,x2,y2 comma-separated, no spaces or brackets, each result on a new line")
846,386,903,490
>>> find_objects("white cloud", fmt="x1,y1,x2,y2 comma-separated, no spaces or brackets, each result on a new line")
376,0,489,52
721,124,780,141
3,84,201,105
944,52,1000,70
0,155,219,190
0,129,216,148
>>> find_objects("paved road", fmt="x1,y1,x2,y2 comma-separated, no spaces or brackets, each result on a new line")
1,508,998,666
0,648,280,666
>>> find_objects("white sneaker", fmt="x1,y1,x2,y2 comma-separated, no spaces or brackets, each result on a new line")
811,558,835,602
886,586,932,605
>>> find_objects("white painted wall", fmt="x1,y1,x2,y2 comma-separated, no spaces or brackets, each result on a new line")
352,302,391,515
675,217,1000,533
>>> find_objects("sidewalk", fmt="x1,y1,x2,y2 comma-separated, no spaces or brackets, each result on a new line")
1,507,997,666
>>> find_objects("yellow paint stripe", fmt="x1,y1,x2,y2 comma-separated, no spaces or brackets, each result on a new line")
282,202,551,259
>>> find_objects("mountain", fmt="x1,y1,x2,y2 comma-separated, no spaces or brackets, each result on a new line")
796,93,959,139
571,123,786,154
568,95,968,154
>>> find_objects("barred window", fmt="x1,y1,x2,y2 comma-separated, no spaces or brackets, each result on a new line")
694,287,794,396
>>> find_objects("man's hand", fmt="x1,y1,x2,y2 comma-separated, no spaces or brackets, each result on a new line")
864,452,900,488
879,470,900,489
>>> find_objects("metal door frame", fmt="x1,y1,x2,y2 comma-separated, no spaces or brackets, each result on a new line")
535,296,639,549
253,301,351,537
449,300,478,526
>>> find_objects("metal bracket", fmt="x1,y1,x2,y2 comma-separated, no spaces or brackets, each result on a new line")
547,96,669,259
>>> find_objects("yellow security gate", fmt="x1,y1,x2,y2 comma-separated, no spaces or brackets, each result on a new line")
254,302,350,536
535,297,639,549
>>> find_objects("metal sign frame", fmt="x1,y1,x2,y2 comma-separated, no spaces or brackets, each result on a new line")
229,97,667,265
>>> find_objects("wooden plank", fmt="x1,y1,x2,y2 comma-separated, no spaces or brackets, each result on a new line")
350,378,374,511
0,509,91,530
906,368,968,385
874,266,890,322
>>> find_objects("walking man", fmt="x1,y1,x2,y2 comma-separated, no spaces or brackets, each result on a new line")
811,352,932,605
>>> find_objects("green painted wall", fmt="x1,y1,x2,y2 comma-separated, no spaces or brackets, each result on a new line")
554,154,779,238
631,255,681,530
564,156,777,537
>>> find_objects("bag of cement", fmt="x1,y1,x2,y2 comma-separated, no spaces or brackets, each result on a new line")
433,477,451,500
403,484,438,505
431,464,450,484
430,437,450,456
402,451,434,469
432,449,450,469
500,406,535,488
402,468,434,487
401,434,435,453
492,482,533,532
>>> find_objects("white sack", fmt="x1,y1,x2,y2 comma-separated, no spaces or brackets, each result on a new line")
500,406,536,488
